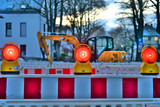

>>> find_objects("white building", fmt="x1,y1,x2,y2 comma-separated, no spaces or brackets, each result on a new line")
0,1,46,58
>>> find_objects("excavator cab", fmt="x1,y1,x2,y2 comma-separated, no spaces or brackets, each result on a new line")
87,36,114,62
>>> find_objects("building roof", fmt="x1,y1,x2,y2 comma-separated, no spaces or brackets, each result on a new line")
0,0,43,12
143,24,160,37
0,9,39,14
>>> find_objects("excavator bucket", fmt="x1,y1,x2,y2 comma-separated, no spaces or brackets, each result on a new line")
47,55,52,64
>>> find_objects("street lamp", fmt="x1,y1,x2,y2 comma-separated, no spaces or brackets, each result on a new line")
121,44,124,48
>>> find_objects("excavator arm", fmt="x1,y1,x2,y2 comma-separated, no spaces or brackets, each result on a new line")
37,32,80,64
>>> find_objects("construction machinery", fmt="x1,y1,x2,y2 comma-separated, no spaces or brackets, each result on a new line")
37,32,126,64
87,36,126,62
37,32,92,74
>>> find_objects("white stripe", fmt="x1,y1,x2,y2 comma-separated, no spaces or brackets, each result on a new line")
107,78,122,98
138,78,153,98
75,78,91,99
41,78,58,99
7,78,24,99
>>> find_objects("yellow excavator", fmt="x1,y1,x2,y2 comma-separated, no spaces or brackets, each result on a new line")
37,32,80,64
37,32,126,64
86,36,126,62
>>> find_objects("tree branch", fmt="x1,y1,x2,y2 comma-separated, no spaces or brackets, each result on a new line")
150,0,157,7
32,0,45,10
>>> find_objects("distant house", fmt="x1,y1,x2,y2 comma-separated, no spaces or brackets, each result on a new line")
0,0,46,58
143,24,160,53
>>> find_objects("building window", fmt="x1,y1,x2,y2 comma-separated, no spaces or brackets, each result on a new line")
20,45,26,57
6,23,12,37
20,22,26,37
154,37,158,41
143,37,148,41
148,37,151,41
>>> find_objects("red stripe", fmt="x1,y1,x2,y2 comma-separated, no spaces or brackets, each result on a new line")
58,78,74,99
49,69,56,74
92,68,96,74
24,69,28,74
91,78,107,98
153,78,160,98
63,69,70,74
0,78,6,99
35,69,42,74
123,78,138,98
24,78,41,99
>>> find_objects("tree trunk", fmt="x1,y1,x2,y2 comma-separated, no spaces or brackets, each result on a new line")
136,0,144,61
130,0,139,61
156,0,160,34
53,0,61,61
53,0,57,32
59,0,63,32
130,0,144,61
79,15,83,42
73,0,77,36
50,0,53,32
49,0,54,61
131,39,134,61
54,41,61,61
55,0,64,61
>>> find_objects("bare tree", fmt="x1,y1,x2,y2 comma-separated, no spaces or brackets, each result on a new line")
20,0,64,61
116,0,145,61
109,26,134,59
53,0,64,61
149,0,160,33
59,0,63,32
64,0,106,42
116,18,135,60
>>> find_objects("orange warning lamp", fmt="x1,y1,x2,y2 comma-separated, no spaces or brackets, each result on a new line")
74,44,92,74
75,46,91,62
140,45,159,75
2,44,20,61
1,42,20,74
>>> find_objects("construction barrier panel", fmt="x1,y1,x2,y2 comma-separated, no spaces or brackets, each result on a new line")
0,76,159,99
23,68,96,75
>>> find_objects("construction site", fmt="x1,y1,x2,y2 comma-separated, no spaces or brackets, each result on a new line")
1,0,160,107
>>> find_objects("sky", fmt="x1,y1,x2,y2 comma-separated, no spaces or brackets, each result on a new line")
95,0,157,31
96,3,120,30
1,0,156,32
93,0,123,32
56,0,120,32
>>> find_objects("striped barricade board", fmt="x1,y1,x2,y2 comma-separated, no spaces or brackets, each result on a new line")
0,75,160,100
23,68,96,75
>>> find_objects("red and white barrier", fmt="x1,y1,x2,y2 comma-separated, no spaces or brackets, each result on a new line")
24,68,46,74
23,68,96,75
0,76,159,99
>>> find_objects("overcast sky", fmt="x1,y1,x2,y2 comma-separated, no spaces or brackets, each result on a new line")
102,0,157,32
1,0,156,32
